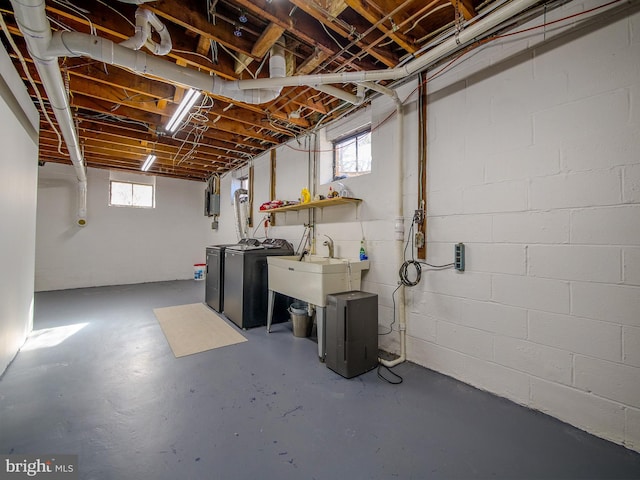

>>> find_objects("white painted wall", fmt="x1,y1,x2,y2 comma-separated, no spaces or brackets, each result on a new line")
212,0,640,452
214,86,417,354
0,44,39,374
35,165,213,291
408,0,640,451
28,0,638,451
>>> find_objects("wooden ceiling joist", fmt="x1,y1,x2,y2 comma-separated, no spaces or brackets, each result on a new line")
0,0,490,180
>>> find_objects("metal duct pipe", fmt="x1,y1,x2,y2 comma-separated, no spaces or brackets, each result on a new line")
48,31,285,105
10,0,88,226
233,188,249,241
236,0,542,91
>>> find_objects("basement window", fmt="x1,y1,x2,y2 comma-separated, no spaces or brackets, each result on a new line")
109,180,155,208
333,129,372,180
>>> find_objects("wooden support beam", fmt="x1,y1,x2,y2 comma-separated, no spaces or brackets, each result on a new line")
251,23,286,58
196,35,212,56
148,1,256,58
452,0,477,20
344,0,418,54
297,49,330,75
230,0,382,72
270,148,276,225
288,0,398,68
234,53,254,76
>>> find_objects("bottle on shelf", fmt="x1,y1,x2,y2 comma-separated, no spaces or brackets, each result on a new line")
359,239,368,260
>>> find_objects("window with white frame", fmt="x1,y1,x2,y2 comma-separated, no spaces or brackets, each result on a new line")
333,129,372,180
108,171,156,208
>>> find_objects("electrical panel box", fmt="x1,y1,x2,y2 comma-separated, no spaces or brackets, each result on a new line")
205,191,220,217
326,291,378,379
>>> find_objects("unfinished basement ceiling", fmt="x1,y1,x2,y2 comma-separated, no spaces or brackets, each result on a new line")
1,0,504,181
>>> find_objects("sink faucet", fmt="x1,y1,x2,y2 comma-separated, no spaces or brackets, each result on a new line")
322,235,334,258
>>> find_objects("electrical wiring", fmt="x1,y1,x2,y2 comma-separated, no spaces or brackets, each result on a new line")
405,3,453,35
253,53,270,78
399,219,454,286
320,22,346,50
83,112,151,129
206,0,219,64
218,43,257,79
290,0,626,155
379,216,454,337
51,0,96,36
0,12,64,154
379,284,402,336
295,225,311,256
171,49,219,65
251,214,270,238
172,94,214,166
95,0,135,29
377,363,403,384
47,16,73,32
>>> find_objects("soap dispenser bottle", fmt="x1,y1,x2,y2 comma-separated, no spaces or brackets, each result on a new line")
359,239,368,260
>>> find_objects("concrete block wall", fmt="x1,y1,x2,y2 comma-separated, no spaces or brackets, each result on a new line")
406,0,640,451
200,0,640,452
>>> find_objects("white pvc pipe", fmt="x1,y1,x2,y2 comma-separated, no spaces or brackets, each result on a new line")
77,181,87,226
307,84,365,105
10,0,88,226
48,31,285,105
119,8,151,51
120,8,172,56
236,0,541,91
379,90,406,368
10,0,541,229
143,9,172,56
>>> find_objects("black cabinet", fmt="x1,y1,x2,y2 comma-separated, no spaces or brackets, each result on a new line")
326,291,378,378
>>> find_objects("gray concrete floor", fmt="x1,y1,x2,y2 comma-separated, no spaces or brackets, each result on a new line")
1,280,639,480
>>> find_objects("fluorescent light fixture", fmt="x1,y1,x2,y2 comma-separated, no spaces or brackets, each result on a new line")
165,89,201,133
141,154,157,171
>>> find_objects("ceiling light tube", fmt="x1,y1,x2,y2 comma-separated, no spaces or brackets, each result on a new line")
165,89,201,133
141,154,157,171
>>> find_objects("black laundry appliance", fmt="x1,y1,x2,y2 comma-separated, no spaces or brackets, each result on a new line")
223,238,294,329
205,238,260,313
326,291,379,378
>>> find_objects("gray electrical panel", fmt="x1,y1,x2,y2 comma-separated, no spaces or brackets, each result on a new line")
205,191,220,217
326,291,378,378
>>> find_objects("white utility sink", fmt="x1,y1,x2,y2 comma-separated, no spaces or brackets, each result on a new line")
267,255,370,306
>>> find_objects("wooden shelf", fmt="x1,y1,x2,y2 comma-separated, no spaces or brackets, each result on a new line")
266,196,362,213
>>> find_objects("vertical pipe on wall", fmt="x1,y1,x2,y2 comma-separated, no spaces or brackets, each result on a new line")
10,0,88,226
417,74,428,260
270,149,276,226
379,89,406,368
248,165,254,228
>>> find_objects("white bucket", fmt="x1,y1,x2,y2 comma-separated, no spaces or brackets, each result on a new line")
290,302,307,315
193,263,206,281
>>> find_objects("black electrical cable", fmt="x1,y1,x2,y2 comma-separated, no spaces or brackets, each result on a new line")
377,363,403,384
382,218,456,334
399,260,422,286
379,284,401,336
398,219,455,286
295,225,309,255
